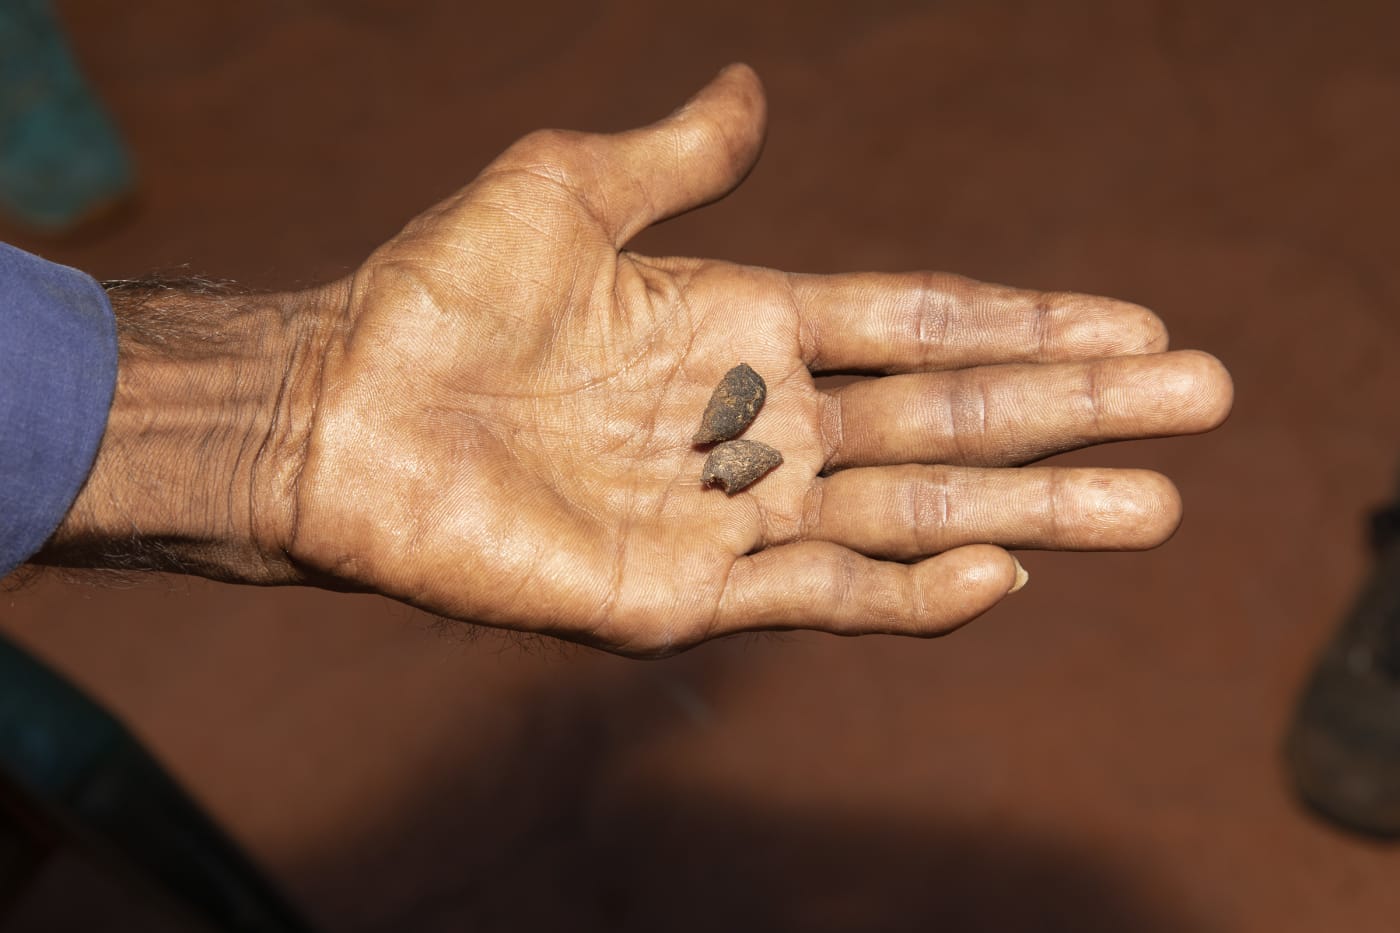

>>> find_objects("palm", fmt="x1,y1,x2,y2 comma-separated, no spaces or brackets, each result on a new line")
303,180,831,652
289,66,1231,656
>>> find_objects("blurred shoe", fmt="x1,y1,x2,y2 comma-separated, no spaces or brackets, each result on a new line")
0,0,133,233
1286,500,1400,836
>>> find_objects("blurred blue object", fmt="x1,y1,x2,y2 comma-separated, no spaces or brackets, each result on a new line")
0,0,133,231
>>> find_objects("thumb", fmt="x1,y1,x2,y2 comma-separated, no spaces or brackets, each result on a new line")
588,64,768,246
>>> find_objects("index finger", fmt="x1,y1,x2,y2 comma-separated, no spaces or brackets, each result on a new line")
787,271,1169,374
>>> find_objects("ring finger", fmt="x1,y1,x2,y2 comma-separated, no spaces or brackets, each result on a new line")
799,464,1182,560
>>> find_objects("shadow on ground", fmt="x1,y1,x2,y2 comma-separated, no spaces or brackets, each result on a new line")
282,649,1212,933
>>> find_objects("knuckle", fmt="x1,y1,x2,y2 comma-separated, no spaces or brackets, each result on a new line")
908,562,970,636
900,467,952,556
946,373,994,461
901,271,951,360
819,392,846,470
816,548,862,610
799,477,828,541
1045,469,1072,540
1084,362,1108,431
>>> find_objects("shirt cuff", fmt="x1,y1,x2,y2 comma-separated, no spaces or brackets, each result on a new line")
0,242,117,576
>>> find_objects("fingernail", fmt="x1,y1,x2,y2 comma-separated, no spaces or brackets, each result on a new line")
1009,556,1029,594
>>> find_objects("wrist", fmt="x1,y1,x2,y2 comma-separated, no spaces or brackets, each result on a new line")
34,277,338,584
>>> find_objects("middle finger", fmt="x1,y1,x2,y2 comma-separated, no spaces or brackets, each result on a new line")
823,350,1231,470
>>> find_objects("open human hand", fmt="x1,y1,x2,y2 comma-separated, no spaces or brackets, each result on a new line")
275,64,1230,656
46,65,1231,657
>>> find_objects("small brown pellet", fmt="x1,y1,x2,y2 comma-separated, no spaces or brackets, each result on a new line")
692,362,766,445
701,440,783,495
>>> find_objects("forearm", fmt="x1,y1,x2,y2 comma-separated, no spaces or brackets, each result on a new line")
32,278,332,584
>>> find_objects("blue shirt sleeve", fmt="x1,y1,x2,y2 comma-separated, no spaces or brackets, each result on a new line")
0,242,117,576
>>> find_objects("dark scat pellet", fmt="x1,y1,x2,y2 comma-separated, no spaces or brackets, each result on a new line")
692,362,766,445
701,440,783,495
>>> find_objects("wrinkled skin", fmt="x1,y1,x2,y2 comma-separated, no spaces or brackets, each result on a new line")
44,66,1230,656
274,65,1231,656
